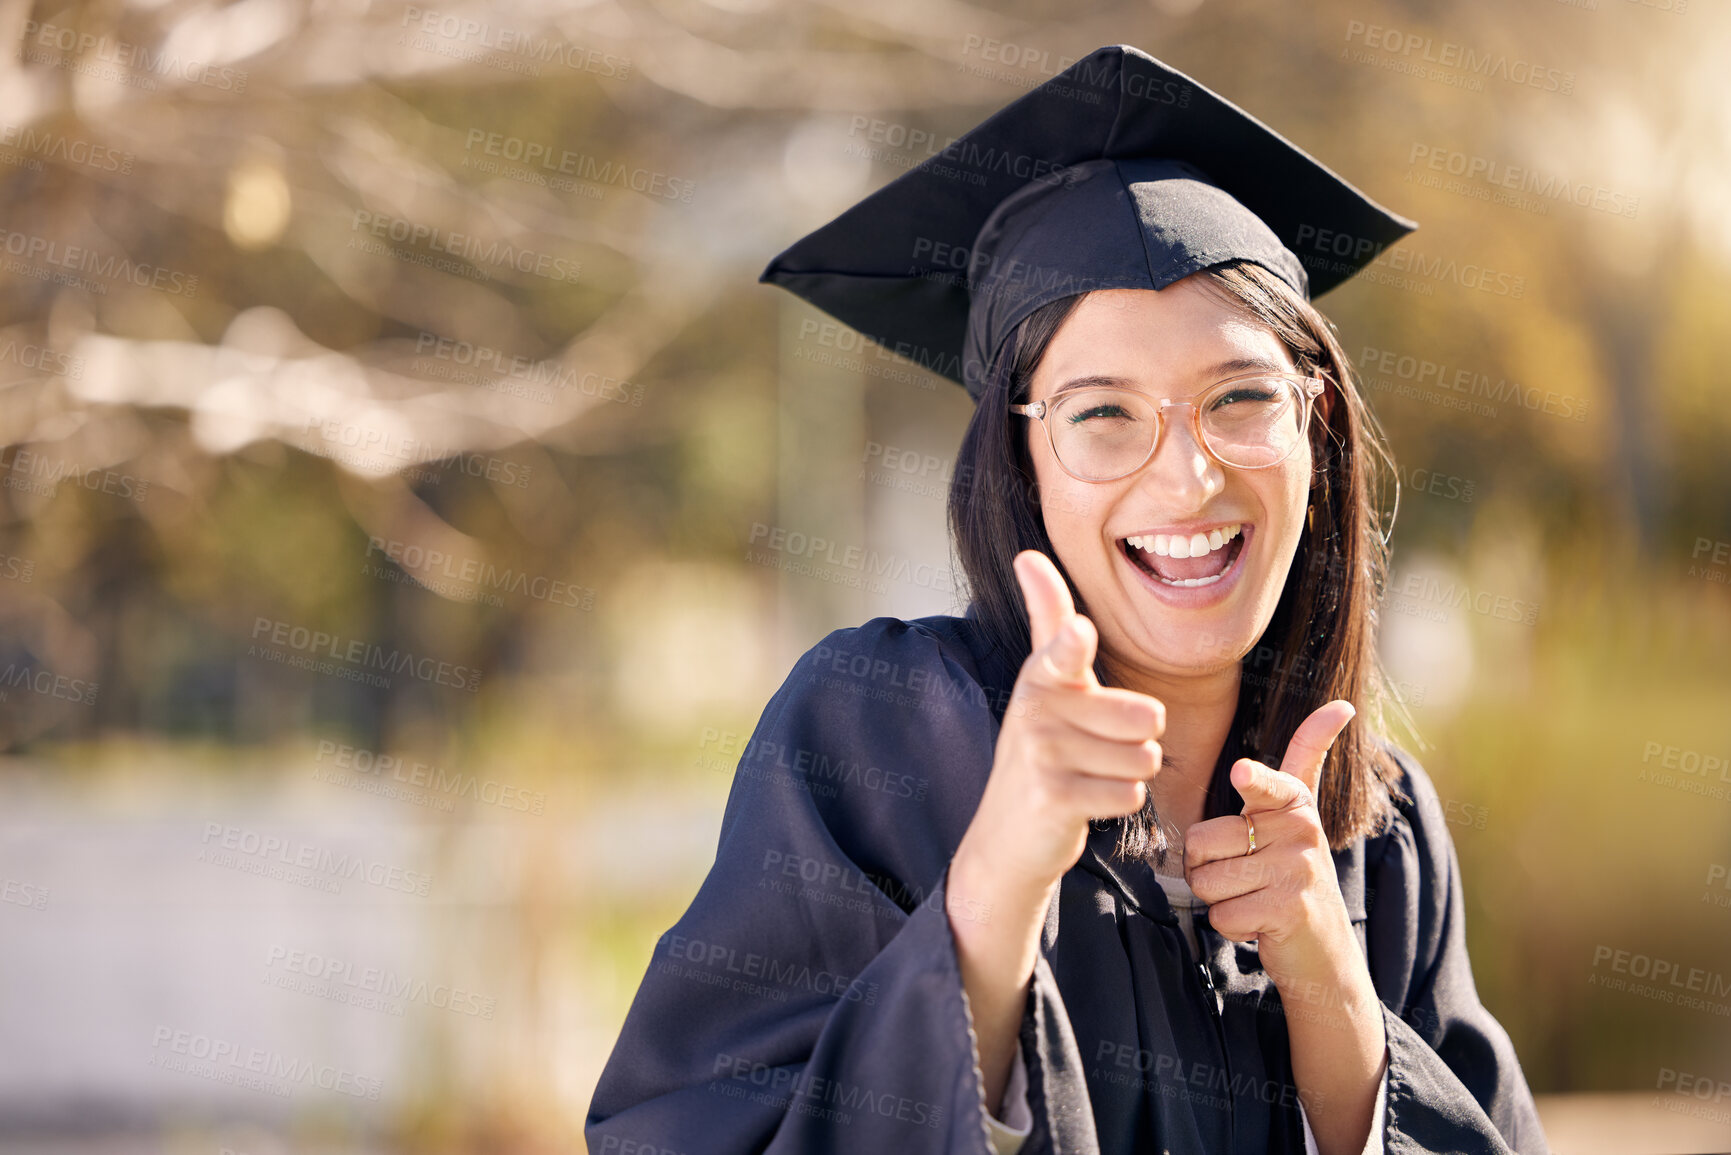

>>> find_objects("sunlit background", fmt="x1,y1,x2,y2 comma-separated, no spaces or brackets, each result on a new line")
1,0,1729,1152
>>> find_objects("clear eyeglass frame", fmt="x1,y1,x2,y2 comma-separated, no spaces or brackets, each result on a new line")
1009,372,1327,483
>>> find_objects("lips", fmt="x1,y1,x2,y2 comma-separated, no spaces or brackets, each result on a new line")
1113,522,1254,608
1121,524,1247,587
1122,537,1240,587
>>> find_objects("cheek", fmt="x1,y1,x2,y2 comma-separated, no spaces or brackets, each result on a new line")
1027,429,1069,520
1027,434,1109,562
1280,446,1317,517
1249,459,1314,556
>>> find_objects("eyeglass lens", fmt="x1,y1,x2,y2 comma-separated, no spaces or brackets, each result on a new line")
1046,378,1308,479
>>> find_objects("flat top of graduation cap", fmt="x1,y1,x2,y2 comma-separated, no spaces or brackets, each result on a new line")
759,44,1417,400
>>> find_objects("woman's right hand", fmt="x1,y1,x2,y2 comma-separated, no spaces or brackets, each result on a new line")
953,549,1167,898
946,549,1166,1116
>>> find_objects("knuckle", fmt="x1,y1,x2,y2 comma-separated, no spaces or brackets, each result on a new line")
1116,779,1147,815
1184,836,1207,872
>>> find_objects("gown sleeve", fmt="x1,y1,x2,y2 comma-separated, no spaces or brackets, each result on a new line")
1368,749,1552,1155
585,617,1042,1154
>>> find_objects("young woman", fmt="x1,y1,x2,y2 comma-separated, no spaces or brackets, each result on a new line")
589,45,1549,1155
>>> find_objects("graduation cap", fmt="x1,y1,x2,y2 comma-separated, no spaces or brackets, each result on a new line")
759,44,1417,401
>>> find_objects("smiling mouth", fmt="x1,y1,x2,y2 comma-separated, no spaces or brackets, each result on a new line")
1119,525,1246,588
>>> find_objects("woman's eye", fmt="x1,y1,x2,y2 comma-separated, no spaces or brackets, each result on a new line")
1211,387,1281,409
1067,404,1130,425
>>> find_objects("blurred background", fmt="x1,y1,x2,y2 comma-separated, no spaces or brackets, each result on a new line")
0,0,1728,1152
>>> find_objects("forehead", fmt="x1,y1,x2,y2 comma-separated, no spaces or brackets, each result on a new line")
1031,283,1294,398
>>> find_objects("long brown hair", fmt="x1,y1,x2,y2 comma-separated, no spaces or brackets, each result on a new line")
947,261,1409,856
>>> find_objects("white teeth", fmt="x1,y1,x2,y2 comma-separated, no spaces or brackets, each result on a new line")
1125,524,1242,558
1121,524,1244,587
1160,573,1224,588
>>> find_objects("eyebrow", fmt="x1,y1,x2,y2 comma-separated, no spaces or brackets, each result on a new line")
1049,356,1290,398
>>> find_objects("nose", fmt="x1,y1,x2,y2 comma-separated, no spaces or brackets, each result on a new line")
1133,403,1225,510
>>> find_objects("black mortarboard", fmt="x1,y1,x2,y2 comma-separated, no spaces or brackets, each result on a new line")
759,44,1417,401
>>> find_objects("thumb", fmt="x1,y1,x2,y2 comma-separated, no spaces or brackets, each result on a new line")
1014,549,1096,685
1281,699,1355,801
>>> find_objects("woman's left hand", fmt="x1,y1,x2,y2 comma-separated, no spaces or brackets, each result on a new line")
1183,699,1362,993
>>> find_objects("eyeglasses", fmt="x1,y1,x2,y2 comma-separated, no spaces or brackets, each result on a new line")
1010,373,1326,482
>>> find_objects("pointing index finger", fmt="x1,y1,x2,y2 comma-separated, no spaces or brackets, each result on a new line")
1014,549,1098,688
1014,550,1074,653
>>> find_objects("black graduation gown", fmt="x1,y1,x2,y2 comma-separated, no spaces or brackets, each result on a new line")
587,612,1551,1154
